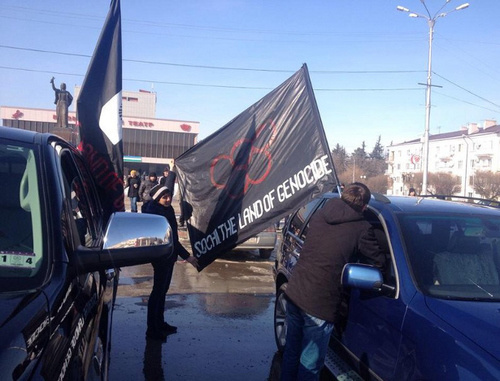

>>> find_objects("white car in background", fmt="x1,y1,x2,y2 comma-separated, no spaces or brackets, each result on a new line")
235,225,277,259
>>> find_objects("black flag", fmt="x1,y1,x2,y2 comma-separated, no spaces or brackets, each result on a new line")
175,64,339,271
77,0,123,221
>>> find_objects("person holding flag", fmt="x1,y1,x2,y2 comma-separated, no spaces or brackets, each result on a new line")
142,185,199,341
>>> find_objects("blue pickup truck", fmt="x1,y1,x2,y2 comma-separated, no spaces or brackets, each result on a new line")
273,192,500,380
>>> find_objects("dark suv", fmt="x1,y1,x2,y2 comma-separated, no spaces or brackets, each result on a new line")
0,127,172,380
273,192,500,380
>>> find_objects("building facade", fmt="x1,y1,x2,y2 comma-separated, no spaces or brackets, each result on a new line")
1,89,199,177
387,120,500,197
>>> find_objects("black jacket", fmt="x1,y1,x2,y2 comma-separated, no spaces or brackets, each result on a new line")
139,178,158,201
141,200,190,260
285,198,385,322
159,171,176,196
126,176,141,198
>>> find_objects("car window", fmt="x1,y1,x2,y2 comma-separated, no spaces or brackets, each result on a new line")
399,213,500,300
364,208,396,287
60,149,102,248
289,197,323,239
0,142,44,289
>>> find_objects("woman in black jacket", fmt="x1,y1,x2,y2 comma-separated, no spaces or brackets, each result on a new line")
126,170,141,212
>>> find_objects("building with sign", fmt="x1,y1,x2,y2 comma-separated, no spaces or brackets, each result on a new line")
0,88,199,177
387,120,500,197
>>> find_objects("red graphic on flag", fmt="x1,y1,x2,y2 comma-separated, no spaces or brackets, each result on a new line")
210,119,276,199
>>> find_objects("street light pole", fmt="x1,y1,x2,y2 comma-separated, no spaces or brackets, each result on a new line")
397,1,470,195
462,134,474,196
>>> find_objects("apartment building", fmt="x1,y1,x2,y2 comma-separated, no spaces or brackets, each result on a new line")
387,120,500,197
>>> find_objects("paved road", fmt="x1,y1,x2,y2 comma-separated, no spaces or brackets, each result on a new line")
109,248,280,381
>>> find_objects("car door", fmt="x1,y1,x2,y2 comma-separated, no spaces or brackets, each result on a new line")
333,208,406,381
40,144,112,380
279,197,325,274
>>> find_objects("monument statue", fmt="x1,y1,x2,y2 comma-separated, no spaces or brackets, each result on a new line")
50,77,73,128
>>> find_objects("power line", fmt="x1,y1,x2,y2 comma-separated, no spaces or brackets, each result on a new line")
433,90,500,114
0,65,422,92
0,46,497,106
433,72,500,110
0,45,424,74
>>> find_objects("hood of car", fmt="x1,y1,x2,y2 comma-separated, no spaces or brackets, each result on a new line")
425,297,500,361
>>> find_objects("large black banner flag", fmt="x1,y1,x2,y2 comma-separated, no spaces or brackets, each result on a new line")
175,64,339,271
77,0,123,221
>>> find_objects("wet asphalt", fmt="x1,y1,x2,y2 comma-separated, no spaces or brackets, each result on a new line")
109,246,281,381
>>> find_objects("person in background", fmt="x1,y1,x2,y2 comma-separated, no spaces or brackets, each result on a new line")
126,170,141,213
280,183,386,380
408,187,417,196
159,165,186,226
139,172,158,203
159,165,176,197
141,185,198,341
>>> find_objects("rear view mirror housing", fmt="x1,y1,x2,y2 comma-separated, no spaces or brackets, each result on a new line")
75,212,174,273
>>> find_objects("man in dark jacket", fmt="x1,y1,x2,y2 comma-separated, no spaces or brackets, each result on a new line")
139,172,158,202
142,185,198,341
281,183,386,380
159,165,176,197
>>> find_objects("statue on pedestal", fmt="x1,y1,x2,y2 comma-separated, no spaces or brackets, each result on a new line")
50,77,73,128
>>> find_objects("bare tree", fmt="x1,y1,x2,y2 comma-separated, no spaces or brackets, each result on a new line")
473,171,500,200
428,172,461,195
403,172,423,195
365,174,388,194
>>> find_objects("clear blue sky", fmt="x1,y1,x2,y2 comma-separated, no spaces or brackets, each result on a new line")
1,0,499,153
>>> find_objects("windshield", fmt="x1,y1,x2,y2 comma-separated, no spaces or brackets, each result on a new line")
399,213,500,301
0,141,44,291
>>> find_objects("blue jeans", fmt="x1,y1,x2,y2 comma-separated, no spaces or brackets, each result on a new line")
280,299,335,381
130,196,138,212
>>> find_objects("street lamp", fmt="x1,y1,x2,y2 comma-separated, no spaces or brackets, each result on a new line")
397,1,470,195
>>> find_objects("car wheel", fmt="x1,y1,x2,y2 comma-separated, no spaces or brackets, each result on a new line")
259,248,273,259
274,283,288,352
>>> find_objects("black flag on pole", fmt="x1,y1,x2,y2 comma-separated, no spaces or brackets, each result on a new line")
175,64,339,271
77,0,123,221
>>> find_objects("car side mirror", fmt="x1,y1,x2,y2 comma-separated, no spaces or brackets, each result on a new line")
75,212,173,273
341,263,395,297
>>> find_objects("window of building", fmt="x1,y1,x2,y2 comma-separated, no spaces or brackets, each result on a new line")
122,129,196,159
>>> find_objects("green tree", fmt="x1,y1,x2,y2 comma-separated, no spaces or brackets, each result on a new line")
352,141,367,160
331,143,348,175
343,139,389,189
370,135,384,160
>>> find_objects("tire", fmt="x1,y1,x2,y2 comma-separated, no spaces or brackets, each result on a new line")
274,283,288,352
259,248,273,259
